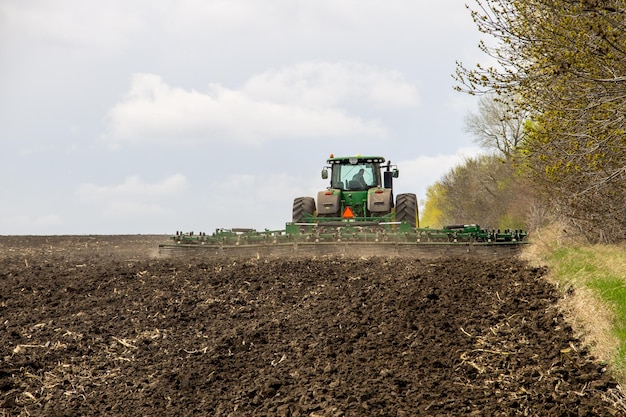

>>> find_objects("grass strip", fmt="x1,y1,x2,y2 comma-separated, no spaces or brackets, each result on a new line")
537,242,626,379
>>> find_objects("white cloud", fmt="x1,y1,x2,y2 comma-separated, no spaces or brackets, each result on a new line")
203,172,321,231
161,0,268,32
0,0,489,235
395,146,484,204
0,213,68,235
242,62,418,109
214,171,326,205
1,214,64,234
101,62,418,146
0,1,143,49
5,0,456,47
76,174,187,202
18,143,57,156
160,0,476,41
75,174,187,222
101,201,169,220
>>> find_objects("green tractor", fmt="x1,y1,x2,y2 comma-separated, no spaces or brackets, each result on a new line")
292,154,419,227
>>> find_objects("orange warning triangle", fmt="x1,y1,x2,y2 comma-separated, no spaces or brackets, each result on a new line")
342,207,355,219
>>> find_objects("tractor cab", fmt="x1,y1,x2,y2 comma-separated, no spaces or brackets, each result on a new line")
322,155,397,191
330,160,379,191
317,155,399,218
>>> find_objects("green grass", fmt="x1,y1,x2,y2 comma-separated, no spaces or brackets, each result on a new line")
538,242,626,378
586,275,626,371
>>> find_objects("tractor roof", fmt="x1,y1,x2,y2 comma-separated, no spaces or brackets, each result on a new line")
327,155,386,164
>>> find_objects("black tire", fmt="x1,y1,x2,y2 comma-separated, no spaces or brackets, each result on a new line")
292,197,316,222
396,193,418,227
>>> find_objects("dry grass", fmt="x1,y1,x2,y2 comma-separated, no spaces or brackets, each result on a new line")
559,286,619,363
522,223,626,380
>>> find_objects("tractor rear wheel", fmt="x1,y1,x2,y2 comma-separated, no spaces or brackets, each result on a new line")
292,197,316,223
396,193,418,227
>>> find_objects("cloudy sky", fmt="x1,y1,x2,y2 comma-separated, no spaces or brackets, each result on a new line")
0,0,488,235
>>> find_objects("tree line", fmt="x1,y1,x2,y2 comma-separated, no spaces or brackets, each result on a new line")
422,0,625,243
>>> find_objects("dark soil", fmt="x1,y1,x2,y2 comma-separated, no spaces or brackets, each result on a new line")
0,236,623,416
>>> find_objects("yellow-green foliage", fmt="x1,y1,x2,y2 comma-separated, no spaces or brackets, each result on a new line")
496,213,526,231
420,183,446,228
457,0,626,242
420,155,533,230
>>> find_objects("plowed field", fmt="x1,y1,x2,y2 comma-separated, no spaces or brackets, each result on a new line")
0,236,623,416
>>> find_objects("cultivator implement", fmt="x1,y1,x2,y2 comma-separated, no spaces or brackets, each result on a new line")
159,153,528,259
158,219,527,258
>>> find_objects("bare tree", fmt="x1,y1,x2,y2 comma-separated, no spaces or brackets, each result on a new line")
464,94,527,159
434,155,533,229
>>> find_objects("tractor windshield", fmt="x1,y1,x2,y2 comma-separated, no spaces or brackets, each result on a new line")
332,162,380,191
